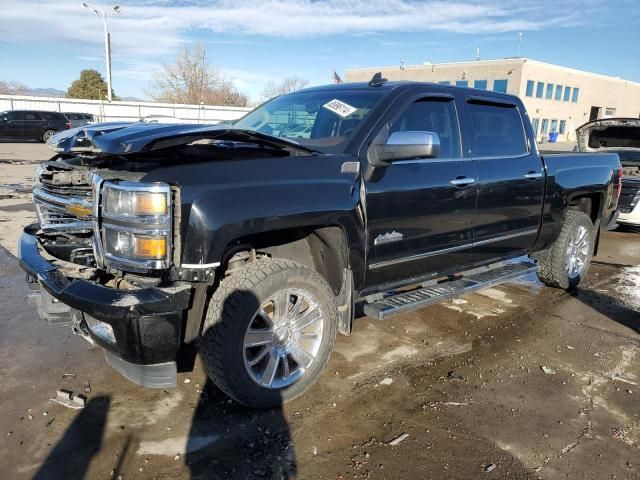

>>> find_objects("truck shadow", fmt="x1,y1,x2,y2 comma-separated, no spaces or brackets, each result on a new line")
31,396,111,480
574,288,639,334
186,290,296,479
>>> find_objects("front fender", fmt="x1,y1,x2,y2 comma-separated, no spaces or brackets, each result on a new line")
178,175,365,287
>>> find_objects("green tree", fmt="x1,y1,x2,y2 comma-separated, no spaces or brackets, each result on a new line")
66,69,117,100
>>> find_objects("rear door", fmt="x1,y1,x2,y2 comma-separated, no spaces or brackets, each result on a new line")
466,97,544,263
22,111,44,139
364,90,478,288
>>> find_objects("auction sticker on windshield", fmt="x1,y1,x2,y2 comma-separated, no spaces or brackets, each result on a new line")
323,99,357,118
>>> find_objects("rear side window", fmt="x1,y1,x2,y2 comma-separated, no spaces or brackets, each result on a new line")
389,97,462,158
468,101,528,157
23,112,40,120
42,112,63,121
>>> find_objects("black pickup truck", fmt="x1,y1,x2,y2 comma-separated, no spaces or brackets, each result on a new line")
19,78,622,407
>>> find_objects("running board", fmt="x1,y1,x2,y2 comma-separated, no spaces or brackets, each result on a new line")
363,261,538,321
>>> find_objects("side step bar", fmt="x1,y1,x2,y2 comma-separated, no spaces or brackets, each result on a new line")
363,261,538,321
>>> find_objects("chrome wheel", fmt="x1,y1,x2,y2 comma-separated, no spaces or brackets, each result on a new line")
566,225,590,279
243,289,324,389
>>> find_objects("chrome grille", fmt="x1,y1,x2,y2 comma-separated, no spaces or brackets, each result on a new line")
33,184,94,234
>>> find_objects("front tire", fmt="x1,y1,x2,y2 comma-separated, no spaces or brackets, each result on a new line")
199,258,337,408
534,210,594,290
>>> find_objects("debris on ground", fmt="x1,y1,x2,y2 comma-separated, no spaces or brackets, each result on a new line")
540,366,556,375
387,433,410,446
447,371,464,381
183,378,191,384
46,417,55,427
83,381,91,393
484,463,497,472
62,373,77,379
379,377,393,385
50,390,86,409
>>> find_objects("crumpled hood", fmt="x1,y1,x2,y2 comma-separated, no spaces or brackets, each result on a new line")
46,122,314,155
576,118,640,154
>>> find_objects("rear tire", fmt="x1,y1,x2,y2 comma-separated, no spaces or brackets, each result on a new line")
534,210,594,290
199,258,337,408
41,129,56,143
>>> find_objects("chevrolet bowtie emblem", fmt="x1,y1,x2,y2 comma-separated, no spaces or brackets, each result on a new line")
65,203,92,219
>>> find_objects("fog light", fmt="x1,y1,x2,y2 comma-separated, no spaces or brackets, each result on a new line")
85,315,116,343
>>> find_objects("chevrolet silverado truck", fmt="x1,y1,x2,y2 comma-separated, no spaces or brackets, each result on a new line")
576,118,640,228
19,77,622,408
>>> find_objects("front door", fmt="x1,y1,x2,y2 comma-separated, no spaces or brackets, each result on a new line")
0,111,23,138
466,98,544,263
364,94,478,289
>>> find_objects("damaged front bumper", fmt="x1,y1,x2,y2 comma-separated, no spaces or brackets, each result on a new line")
18,223,192,388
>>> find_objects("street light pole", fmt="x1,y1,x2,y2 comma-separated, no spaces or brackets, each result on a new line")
81,3,122,102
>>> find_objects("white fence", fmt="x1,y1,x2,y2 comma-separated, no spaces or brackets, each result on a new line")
0,95,252,124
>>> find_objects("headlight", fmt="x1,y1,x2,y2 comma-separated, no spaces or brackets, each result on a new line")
103,184,169,218
100,180,173,269
104,227,168,260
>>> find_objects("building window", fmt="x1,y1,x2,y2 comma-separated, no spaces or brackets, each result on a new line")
525,80,535,97
536,82,544,98
563,87,571,102
541,119,549,134
605,107,616,116
493,79,508,93
550,119,558,132
456,80,468,87
474,80,488,90
532,118,540,135
572,88,580,102
438,80,451,85
555,85,563,101
545,83,554,99
559,120,566,134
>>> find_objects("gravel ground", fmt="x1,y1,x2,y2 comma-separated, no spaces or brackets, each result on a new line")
0,142,638,480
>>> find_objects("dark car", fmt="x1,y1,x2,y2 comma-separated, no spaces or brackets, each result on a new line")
0,110,70,142
64,112,95,128
21,78,622,408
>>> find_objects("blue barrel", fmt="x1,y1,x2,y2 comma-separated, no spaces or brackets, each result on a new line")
548,132,559,143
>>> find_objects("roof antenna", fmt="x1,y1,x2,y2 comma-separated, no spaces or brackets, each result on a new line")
368,72,388,87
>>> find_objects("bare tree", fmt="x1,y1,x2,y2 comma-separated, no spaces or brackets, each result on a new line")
261,76,308,101
0,80,28,95
147,44,248,107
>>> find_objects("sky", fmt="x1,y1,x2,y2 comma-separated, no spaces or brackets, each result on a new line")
0,0,639,102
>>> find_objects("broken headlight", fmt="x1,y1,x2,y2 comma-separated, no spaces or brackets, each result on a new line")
100,181,173,270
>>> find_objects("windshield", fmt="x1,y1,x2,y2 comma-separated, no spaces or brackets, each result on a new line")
234,90,385,153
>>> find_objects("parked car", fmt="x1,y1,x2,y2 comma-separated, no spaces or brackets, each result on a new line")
64,112,95,128
0,110,70,142
576,118,640,228
20,77,622,408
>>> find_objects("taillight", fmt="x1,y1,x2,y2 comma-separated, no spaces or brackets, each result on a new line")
65,122,72,129
617,167,623,198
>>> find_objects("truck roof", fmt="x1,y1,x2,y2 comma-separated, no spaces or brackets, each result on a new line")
297,80,523,103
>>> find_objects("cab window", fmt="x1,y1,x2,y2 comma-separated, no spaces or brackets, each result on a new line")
389,97,462,158
468,101,528,157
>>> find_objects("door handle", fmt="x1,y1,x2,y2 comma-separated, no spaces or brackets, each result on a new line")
524,172,543,180
450,177,476,186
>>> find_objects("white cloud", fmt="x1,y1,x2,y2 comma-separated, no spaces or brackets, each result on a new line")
0,0,615,97
1,0,585,59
